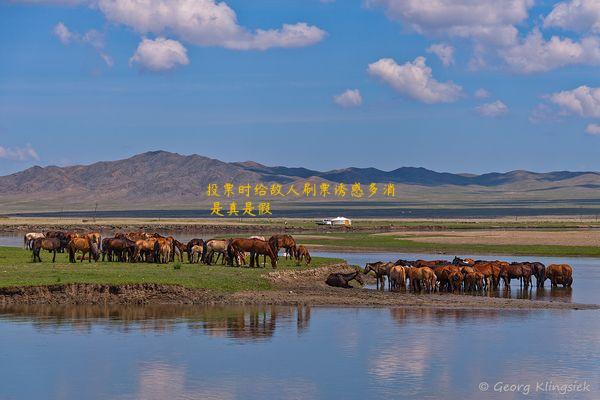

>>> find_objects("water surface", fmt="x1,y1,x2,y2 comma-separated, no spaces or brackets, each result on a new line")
0,305,598,400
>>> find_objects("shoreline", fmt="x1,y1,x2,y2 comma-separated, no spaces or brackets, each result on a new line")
0,263,596,311
0,283,596,310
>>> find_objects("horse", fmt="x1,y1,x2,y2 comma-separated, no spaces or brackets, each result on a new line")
68,237,99,263
268,234,297,260
134,238,158,262
228,238,277,268
363,262,392,290
172,239,188,263
295,245,311,265
102,237,136,262
44,231,68,252
325,270,364,288
32,237,67,263
190,245,204,263
203,239,231,265
186,239,204,263
24,232,45,249
153,237,172,264
546,264,573,287
388,265,407,291
525,262,546,287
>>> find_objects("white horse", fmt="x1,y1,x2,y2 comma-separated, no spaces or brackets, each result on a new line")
24,232,45,249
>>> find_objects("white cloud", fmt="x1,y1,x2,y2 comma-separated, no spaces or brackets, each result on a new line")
544,0,600,33
367,56,462,104
475,100,508,117
53,21,113,66
96,0,326,51
474,88,490,99
548,85,600,117
129,37,189,71
0,144,39,161
366,0,533,46
586,123,600,135
500,29,600,73
426,43,454,66
53,22,74,44
333,89,362,107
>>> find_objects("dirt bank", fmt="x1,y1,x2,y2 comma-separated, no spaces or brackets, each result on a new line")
0,266,596,310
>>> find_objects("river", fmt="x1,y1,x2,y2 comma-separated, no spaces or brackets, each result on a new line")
0,235,598,399
0,304,597,399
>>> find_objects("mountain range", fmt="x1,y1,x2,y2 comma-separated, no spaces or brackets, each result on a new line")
1,150,600,212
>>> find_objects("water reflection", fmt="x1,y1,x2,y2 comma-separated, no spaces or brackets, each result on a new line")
0,304,312,341
0,305,597,400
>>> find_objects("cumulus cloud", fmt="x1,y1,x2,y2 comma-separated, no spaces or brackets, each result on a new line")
500,29,600,73
544,0,600,33
0,144,39,161
53,21,113,66
333,89,362,107
475,100,508,117
366,0,533,46
95,0,326,51
586,123,600,135
129,37,189,71
548,85,600,117
426,43,454,66
367,56,462,104
474,88,490,99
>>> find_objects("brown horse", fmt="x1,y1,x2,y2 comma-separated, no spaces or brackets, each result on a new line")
228,238,277,268
295,245,311,265
134,238,158,262
363,262,391,290
32,237,67,262
388,265,407,291
268,235,297,260
68,237,99,263
546,264,573,287
434,265,461,292
154,237,172,264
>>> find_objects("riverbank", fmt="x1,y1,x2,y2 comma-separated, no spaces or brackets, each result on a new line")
0,247,596,310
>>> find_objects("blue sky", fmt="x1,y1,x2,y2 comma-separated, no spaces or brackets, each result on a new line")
1,0,600,175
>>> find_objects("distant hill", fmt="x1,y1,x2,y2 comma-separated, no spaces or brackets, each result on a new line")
1,150,600,212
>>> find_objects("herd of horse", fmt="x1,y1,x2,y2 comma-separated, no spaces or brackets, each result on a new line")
24,231,574,294
330,256,573,292
24,231,311,268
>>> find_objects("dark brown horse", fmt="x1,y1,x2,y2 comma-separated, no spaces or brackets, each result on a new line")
228,238,277,268
326,270,364,288
32,237,67,262
102,237,136,262
268,235,297,260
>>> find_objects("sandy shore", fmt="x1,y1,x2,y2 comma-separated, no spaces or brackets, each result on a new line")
0,266,596,310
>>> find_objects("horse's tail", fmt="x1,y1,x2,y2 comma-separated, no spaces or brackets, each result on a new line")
226,242,236,266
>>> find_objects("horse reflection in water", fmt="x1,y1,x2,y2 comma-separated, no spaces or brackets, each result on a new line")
493,286,573,302
0,304,313,341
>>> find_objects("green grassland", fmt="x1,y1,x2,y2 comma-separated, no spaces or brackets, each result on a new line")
0,247,344,291
299,232,600,257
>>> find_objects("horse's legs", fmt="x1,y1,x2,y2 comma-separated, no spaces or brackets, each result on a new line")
52,250,56,263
